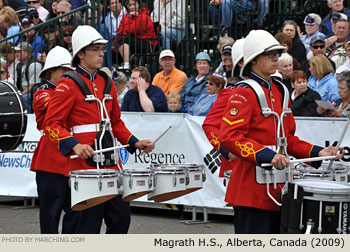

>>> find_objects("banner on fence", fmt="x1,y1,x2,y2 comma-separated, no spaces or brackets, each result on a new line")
1,113,349,209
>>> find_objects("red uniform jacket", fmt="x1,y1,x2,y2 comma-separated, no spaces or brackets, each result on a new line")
117,8,157,46
202,87,235,178
219,72,323,211
43,66,139,176
30,81,68,175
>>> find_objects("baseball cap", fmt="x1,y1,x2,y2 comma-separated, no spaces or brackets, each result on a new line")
331,11,348,22
159,49,175,59
303,13,321,26
112,71,127,83
221,45,232,54
27,7,38,16
21,17,33,26
14,42,33,52
310,34,326,44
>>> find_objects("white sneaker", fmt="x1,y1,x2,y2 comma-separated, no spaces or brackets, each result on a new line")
118,62,130,69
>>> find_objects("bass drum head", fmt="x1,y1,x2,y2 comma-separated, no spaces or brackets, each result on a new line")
0,81,27,151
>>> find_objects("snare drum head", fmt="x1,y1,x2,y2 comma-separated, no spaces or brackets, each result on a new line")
0,81,27,151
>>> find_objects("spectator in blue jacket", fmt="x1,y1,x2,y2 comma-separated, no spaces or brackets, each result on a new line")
18,16,45,57
121,66,168,112
179,51,211,112
187,73,225,116
320,0,350,38
308,54,340,103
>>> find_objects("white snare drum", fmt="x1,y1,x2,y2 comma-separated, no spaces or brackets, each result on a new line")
148,165,187,202
122,168,154,201
283,179,350,234
70,169,120,211
184,164,206,193
297,163,349,183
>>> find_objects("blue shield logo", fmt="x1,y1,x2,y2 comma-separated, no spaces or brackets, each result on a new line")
119,147,129,165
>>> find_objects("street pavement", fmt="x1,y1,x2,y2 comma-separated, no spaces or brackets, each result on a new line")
0,200,234,234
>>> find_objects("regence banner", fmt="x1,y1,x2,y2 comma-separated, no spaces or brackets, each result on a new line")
0,113,349,210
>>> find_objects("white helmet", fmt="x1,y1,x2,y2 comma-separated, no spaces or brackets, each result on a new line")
231,38,244,77
39,46,73,78
71,25,108,67
240,30,285,78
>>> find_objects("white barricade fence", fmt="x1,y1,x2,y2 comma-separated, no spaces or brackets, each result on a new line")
0,113,349,210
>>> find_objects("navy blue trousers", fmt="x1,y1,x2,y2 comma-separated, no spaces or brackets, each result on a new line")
77,195,130,234
233,206,281,234
36,170,81,234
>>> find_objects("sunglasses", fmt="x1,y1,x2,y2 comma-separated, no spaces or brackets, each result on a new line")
207,82,216,86
31,15,39,19
311,44,325,49
57,11,67,15
64,34,72,37
1,70,7,74
28,1,39,4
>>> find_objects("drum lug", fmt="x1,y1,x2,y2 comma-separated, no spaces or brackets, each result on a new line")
74,181,78,191
129,178,133,189
202,170,206,182
149,177,153,189
153,175,157,187
173,176,177,187
117,176,122,189
186,174,189,186
98,180,102,191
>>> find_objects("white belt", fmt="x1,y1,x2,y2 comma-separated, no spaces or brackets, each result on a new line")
71,123,100,134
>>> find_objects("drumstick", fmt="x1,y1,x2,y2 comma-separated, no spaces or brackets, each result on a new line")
70,144,129,159
140,126,172,155
327,118,350,170
260,155,337,168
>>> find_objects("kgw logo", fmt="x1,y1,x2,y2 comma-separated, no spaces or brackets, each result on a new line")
15,141,38,153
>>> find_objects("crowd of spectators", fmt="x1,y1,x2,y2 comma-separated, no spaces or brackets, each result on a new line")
1,0,350,118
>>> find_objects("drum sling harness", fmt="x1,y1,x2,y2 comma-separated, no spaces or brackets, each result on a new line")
236,78,292,206
63,71,119,169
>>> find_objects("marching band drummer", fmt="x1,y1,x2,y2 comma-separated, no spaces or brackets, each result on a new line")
30,46,81,234
219,30,345,234
202,38,244,178
43,25,154,234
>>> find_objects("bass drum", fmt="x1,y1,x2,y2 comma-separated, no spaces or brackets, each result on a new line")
0,81,27,151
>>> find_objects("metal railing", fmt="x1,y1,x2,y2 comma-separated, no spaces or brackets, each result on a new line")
1,0,350,112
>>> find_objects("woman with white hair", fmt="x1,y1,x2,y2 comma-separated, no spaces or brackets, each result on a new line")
277,52,294,93
300,13,325,54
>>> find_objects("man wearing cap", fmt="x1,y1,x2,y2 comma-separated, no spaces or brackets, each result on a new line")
43,25,154,234
298,34,336,77
18,16,45,57
325,18,349,69
320,0,350,37
152,49,187,95
180,51,211,112
15,41,43,112
300,13,324,54
219,30,344,234
30,46,80,234
27,6,42,26
121,66,168,112
27,0,49,22
112,70,129,106
215,44,234,80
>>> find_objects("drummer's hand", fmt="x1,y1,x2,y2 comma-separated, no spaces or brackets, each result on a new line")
271,154,290,169
319,146,345,160
135,140,154,153
228,152,237,161
72,143,96,159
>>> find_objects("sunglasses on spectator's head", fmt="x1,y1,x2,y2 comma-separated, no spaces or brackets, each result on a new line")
311,44,325,49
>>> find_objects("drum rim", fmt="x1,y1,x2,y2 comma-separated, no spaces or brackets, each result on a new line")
293,179,350,191
70,168,119,177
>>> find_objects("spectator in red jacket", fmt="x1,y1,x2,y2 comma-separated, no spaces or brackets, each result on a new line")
115,0,157,69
